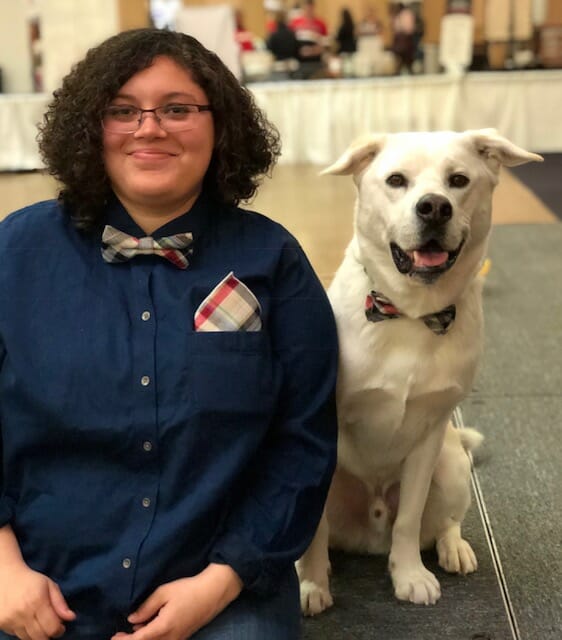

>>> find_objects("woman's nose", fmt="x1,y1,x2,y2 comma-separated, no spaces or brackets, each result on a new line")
133,112,167,137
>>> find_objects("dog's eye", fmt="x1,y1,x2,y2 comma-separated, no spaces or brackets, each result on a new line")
449,174,470,188
386,173,408,188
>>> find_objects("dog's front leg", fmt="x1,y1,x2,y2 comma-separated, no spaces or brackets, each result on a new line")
296,508,333,616
389,421,447,605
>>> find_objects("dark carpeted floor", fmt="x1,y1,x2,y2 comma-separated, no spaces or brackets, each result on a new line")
302,224,562,640
510,153,562,221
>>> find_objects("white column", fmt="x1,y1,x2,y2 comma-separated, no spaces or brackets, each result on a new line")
484,0,511,41
0,0,34,93
513,0,533,40
40,0,119,94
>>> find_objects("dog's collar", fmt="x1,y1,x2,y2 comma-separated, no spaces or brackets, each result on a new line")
365,290,456,335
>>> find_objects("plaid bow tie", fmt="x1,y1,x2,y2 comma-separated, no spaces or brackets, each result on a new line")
101,225,193,269
365,290,456,335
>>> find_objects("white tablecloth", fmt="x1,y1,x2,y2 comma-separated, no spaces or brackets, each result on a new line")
250,70,562,164
0,94,48,170
1,70,561,170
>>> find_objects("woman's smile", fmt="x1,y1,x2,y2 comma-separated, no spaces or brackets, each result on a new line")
127,148,179,163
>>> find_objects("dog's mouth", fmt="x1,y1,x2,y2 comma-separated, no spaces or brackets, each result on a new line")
390,238,465,282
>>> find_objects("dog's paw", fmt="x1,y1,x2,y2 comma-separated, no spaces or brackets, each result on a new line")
437,536,478,574
391,565,441,605
299,579,334,616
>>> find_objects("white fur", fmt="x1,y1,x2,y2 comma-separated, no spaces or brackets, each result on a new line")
297,130,542,614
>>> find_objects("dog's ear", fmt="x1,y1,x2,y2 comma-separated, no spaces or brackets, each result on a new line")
466,128,543,170
320,134,386,176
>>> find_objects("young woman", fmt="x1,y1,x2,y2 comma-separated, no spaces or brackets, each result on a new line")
0,29,338,640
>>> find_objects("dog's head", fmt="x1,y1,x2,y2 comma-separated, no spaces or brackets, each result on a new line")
323,130,542,296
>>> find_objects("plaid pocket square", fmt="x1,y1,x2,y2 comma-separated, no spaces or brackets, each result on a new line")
194,272,262,332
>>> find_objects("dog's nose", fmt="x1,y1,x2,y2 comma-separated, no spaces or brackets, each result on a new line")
415,194,453,225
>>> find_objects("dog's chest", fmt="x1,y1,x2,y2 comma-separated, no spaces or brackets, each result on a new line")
335,312,478,475
339,306,477,393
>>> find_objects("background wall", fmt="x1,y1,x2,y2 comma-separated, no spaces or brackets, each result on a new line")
117,0,150,30
547,0,562,23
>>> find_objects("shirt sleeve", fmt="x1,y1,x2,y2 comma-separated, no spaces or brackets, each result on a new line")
0,444,13,527
209,239,338,595
0,341,14,528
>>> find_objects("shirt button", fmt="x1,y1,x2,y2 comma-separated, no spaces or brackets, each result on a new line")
122,558,132,569
141,311,151,321
141,375,150,386
143,441,153,452
142,497,151,508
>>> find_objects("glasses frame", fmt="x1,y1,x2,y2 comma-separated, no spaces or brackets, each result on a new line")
102,103,213,134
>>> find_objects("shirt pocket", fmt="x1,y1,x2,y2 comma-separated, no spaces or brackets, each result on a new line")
187,331,276,418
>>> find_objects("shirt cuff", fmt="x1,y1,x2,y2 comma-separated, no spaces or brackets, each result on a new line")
209,533,289,596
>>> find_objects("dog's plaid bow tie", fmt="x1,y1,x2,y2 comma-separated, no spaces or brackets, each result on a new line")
101,225,193,269
365,291,456,335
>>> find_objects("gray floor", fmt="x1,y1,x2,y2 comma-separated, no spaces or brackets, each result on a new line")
303,224,562,640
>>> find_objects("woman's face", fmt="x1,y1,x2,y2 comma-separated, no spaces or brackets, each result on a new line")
103,55,214,219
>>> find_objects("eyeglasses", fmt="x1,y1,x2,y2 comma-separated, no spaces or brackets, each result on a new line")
102,103,212,133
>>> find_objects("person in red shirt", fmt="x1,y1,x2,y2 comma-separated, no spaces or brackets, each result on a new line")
289,0,327,65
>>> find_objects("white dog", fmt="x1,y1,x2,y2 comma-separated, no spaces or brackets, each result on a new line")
298,129,542,613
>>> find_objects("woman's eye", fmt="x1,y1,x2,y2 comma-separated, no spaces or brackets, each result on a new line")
162,104,191,115
386,173,408,188
449,173,470,188
108,106,136,116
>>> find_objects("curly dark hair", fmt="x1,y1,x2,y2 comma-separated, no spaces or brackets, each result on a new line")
38,28,281,231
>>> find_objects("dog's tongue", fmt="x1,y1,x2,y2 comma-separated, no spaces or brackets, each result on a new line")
412,250,449,268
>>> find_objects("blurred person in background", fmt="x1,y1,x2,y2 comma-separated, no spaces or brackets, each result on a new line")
334,8,358,55
289,0,328,77
265,0,284,33
357,4,383,37
390,1,416,74
0,28,337,640
267,11,300,62
235,9,256,52
288,2,303,23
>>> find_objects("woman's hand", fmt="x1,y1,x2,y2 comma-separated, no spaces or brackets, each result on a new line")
0,562,76,640
111,564,243,640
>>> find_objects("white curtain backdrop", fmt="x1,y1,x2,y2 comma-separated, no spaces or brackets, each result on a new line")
249,71,562,165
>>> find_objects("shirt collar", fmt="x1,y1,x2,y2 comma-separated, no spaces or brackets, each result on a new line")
104,190,215,240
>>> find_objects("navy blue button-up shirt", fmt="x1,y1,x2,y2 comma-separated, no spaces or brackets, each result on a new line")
0,193,337,636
